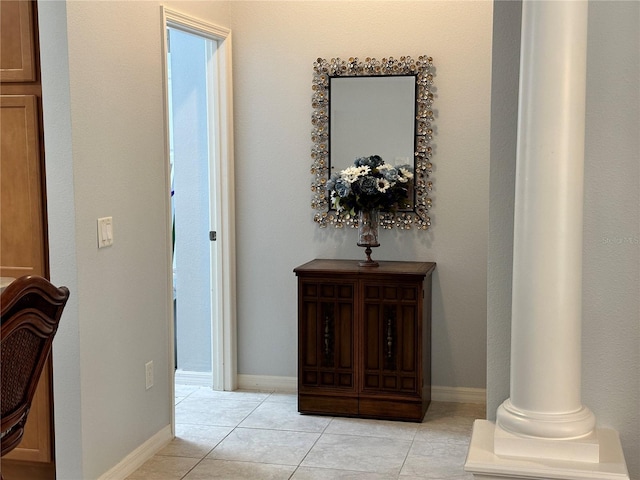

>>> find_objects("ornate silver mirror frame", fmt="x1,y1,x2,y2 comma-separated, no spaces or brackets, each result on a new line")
311,55,435,229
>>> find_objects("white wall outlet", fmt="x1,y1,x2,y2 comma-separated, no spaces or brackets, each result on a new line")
145,360,154,390
97,217,114,248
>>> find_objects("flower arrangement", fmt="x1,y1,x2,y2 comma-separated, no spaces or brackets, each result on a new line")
326,155,414,215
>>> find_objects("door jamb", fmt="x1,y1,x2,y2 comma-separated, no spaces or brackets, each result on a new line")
160,6,237,429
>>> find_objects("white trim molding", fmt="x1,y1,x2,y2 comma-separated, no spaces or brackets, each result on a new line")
432,386,486,405
237,374,297,393
97,425,172,480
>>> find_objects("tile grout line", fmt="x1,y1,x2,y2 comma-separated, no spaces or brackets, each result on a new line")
396,432,417,479
177,386,232,480
177,386,276,479
288,406,336,479
388,420,422,479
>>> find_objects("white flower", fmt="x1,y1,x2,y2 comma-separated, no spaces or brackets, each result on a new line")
399,167,414,180
376,178,391,193
341,165,370,183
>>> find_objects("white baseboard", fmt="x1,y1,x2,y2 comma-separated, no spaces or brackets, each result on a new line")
175,369,212,387
97,425,172,480
432,385,486,404
236,375,485,404
237,374,297,392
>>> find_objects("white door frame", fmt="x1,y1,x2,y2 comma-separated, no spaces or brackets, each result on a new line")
160,6,237,407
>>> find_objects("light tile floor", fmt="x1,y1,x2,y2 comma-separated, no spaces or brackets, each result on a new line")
126,384,485,480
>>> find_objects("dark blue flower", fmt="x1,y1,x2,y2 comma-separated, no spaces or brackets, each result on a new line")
354,156,372,167
369,155,384,168
359,176,378,194
326,172,340,191
382,167,399,183
335,178,352,197
354,155,384,169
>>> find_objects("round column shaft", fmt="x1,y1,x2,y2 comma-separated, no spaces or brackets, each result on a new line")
497,0,595,440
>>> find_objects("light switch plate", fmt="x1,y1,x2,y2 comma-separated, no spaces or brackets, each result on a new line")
97,217,113,248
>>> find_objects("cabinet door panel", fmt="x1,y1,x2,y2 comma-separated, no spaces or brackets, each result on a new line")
361,283,420,395
0,1,36,82
299,280,355,391
0,94,45,278
302,302,318,368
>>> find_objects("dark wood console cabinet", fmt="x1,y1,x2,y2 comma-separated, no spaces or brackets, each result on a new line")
294,259,436,422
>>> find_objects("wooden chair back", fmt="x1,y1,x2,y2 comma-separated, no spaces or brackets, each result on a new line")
1,276,69,460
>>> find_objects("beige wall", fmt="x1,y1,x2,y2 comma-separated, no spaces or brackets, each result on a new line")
582,3,639,477
42,1,174,477
227,0,492,389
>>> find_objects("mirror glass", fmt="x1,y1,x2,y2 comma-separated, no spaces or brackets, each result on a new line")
311,56,435,230
330,76,415,175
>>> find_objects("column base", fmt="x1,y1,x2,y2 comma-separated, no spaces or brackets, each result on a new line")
497,399,596,441
495,421,599,463
465,420,629,480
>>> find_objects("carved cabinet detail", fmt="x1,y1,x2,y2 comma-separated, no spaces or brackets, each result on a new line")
295,259,435,422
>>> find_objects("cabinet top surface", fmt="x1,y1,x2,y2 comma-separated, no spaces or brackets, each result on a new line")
294,259,436,277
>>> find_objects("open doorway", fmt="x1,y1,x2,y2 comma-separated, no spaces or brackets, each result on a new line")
162,8,237,402
168,23,216,387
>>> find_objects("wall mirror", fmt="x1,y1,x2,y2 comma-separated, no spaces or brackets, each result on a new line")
311,56,435,229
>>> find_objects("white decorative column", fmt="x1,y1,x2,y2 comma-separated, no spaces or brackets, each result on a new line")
495,0,596,455
465,1,629,478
